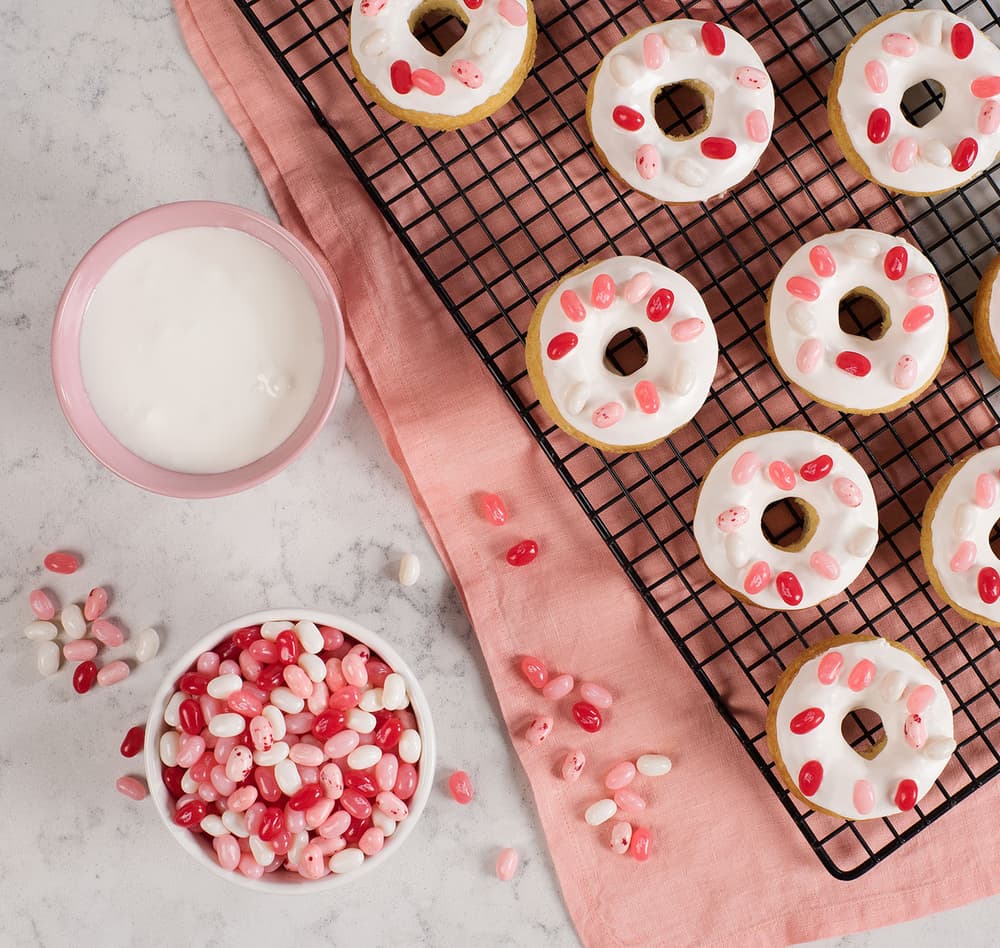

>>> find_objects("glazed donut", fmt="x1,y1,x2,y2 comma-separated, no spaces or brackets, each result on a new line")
766,229,949,415
922,445,1000,627
587,20,774,203
349,0,536,130
973,253,1000,379
692,430,878,610
525,256,718,452
829,9,1000,196
767,636,955,820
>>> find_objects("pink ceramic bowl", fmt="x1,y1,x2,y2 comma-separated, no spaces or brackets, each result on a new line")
51,201,346,498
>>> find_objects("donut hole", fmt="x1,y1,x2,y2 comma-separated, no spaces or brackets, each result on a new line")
410,3,469,57
652,82,712,141
841,708,887,760
838,289,889,342
760,497,818,552
900,78,947,129
989,518,1000,558
603,328,649,377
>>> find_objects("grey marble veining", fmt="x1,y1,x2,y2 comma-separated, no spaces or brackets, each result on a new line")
0,1,997,946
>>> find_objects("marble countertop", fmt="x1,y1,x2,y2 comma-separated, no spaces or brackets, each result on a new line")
1,1,996,945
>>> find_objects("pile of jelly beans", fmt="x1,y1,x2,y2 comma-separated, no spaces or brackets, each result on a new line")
156,619,422,880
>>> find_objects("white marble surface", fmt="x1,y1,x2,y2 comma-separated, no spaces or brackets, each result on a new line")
0,1,997,946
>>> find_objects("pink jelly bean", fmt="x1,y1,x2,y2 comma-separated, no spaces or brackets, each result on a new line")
44,551,79,574
324,730,361,759
853,779,875,816
83,587,109,621
614,788,646,813
297,844,327,880
605,761,636,790
525,716,553,745
633,380,660,415
671,318,705,342
375,754,398,792
796,338,822,374
227,786,258,812
359,827,385,856
743,561,771,595
623,272,651,303
579,682,612,708
976,473,997,508
809,245,836,278
735,66,767,90
29,589,57,620
329,684,361,710
115,775,147,800
562,749,586,782
542,674,574,700
610,821,633,854
848,659,876,692
591,274,616,309
745,109,769,143
92,619,125,649
190,752,214,784
907,684,936,714
809,551,841,580
176,734,206,769
731,451,759,485
950,540,977,573
768,460,796,491
864,59,888,93
903,305,934,333
284,712,315,735
341,789,372,820
238,853,265,879
283,664,314,699
892,137,918,172
592,403,624,429
342,653,368,687
904,714,927,749
716,506,749,533
195,651,220,677
630,827,652,862
97,660,129,687
979,100,1000,135
907,274,939,298
248,639,278,663
218,659,240,677
284,806,308,834
787,276,820,301
447,770,474,805
289,743,325,767
480,492,508,525
894,355,917,390
318,810,352,840
817,650,843,685
211,766,238,796
319,762,345,800
643,33,664,68
496,847,519,881
497,0,526,26
834,477,863,507
882,32,916,56
238,650,262,683
559,289,586,323
197,783,219,803
306,798,335,830
214,834,241,871
63,639,98,662
635,144,660,180
450,59,483,89
394,763,418,801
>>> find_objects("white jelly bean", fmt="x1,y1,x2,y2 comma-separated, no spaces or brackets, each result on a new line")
610,821,632,854
159,731,180,767
262,704,287,740
398,729,422,764
371,808,397,837
36,640,60,676
274,758,303,796
398,553,420,587
294,620,324,654
24,620,57,641
60,604,86,639
135,626,160,663
253,741,290,767
222,809,250,838
288,830,309,865
208,713,246,738
249,834,276,867
261,620,293,641
206,673,243,699
181,770,199,794
585,799,618,826
298,653,326,683
270,687,305,714
330,847,365,874
346,745,383,771
358,688,384,712
382,673,407,711
163,691,185,727
636,754,673,777
200,814,227,837
346,708,377,734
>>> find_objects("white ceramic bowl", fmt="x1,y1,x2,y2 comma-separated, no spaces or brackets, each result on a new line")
144,608,435,892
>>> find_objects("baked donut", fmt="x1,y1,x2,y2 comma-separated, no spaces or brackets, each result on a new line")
766,229,949,415
587,20,774,203
349,0,536,130
922,445,1000,627
525,256,718,452
973,253,1000,379
767,636,955,820
692,430,878,610
828,9,1000,196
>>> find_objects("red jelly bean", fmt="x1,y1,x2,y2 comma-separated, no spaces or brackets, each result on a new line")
344,816,370,844
952,22,974,59
701,21,725,55
630,826,652,862
572,701,603,733
393,763,419,800
519,655,548,689
232,625,262,649
216,637,241,664
789,707,825,734
258,806,285,841
546,332,579,361
978,566,1000,604
646,288,674,322
270,829,292,856
120,725,145,758
178,672,210,696
612,105,644,131
178,699,205,736
808,245,836,278
257,663,286,691
344,771,379,798
374,715,403,750
44,551,79,574
173,799,207,829
799,455,832,482
448,770,474,804
390,60,413,94
341,788,373,820
952,137,978,172
248,639,278,663
72,660,98,695
506,540,538,566
701,136,737,159
776,571,803,607
480,492,507,526
464,0,483,7
289,784,324,811
312,708,347,740
883,246,908,281
162,765,185,799
894,778,918,811
835,351,872,377
254,767,282,803
367,660,392,688
798,760,823,796
867,107,891,144
329,685,362,710
275,630,301,665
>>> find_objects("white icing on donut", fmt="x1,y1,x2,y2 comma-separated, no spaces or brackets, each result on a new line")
774,638,954,819
835,10,1000,193
349,0,532,121
693,430,878,610
588,20,775,202
534,256,718,448
769,229,948,414
928,445,1000,625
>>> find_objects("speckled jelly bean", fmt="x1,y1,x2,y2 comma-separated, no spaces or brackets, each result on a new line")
561,749,586,782
610,821,632,854
525,716,553,745
44,551,79,574
29,589,57,620
97,660,130,686
495,848,518,881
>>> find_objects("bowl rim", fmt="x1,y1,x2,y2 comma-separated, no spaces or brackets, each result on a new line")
51,200,346,499
143,608,436,893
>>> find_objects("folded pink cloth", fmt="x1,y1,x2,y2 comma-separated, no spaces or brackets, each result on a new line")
176,1,1000,944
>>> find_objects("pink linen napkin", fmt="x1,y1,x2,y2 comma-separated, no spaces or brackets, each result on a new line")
175,1,1000,944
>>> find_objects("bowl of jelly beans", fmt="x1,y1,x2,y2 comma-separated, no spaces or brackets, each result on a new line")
144,609,435,890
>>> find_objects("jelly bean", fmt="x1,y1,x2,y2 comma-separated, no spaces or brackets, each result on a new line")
116,776,147,801
646,288,674,322
879,670,906,703
83,587,109,622
630,826,652,862
495,847,519,881
357,827,384,857
542,673,574,700
775,571,803,607
572,701,602,733
288,783,324,812
622,272,651,305
283,805,308,836
271,688,305,715
177,699,203,736
312,709,347,741
398,729,421,763
635,144,660,180
883,245,908,281
907,684,936,714
358,688,384,713
519,657,549,690
605,761,636,790
643,33,665,69
849,778,875,816
275,758,303,797
213,832,241,868
895,778,919,811
796,455,832,484
254,741,290,767
555,749,585,783
716,506,749,533
506,540,539,566
275,630,301,666
179,672,209,696
976,473,997,508
525,716,553,745
371,809,397,838
329,685,362,711
208,713,246,738
671,318,705,342
614,788,646,813
804,246,835,280
743,560,771,595
120,725,145,758
848,659,876,692
249,640,278,664
979,566,1000,603
866,107,891,144
835,351,872,377
250,835,276,868
613,105,644,131
952,22,974,59
745,108,769,143
892,137,918,173
249,715,275,752
922,139,952,167
390,59,412,94
344,771,379,798
834,477,863,507
730,451,760,486
98,660,129,686
132,626,158,663
347,745,383,771
342,653,369,689
395,552,421,588
881,32,916,56
376,790,409,821
585,798,617,826
211,765,238,796
636,754,672,777
608,821,632,855
227,786,257,812
62,639,98,665
796,338,822,374
591,274,616,309
701,21,725,55
330,847,365,875
319,810,352,842
907,274,939,298
952,137,979,172
448,770,474,804
306,679,330,714
579,682,612,709
176,733,206,769
375,754,398,792
60,604,85,640
174,798,207,829
382,673,407,710
546,331,578,361
893,354,917,390
809,551,841,581
701,136,736,160
341,788,372,820
282,665,314,701
195,652,220,678
226,746,254,783
798,759,823,796
29,589,57,621
787,276,820,302
387,762,414,802
477,492,509,528
904,713,927,749
44,551,79,574
254,766,282,803
325,730,361,760
374,715,403,750
346,709,376,734
559,289,587,323
162,765,184,798
789,707,824,735
864,59,888,93
73,660,98,694
979,100,1000,135
634,380,660,414
91,618,125,648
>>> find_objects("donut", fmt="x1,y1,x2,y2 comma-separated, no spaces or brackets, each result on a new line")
828,9,1000,196
525,256,718,452
766,636,955,820
922,445,1000,627
692,430,878,611
586,20,775,204
349,0,536,130
766,229,949,416
973,253,1000,379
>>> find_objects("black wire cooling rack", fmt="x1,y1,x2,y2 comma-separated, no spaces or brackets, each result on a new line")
233,0,1000,877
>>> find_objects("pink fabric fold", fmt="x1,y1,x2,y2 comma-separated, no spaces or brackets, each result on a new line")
175,2,1000,944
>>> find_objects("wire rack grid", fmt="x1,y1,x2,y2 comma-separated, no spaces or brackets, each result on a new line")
233,0,1000,878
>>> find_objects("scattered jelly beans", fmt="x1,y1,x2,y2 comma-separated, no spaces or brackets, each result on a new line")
120,725,146,758
398,553,420,587
44,551,80,574
495,847,519,881
571,701,603,733
506,540,539,567
448,770,474,804
480,492,507,526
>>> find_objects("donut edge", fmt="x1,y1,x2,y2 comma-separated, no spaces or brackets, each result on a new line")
972,252,1000,381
